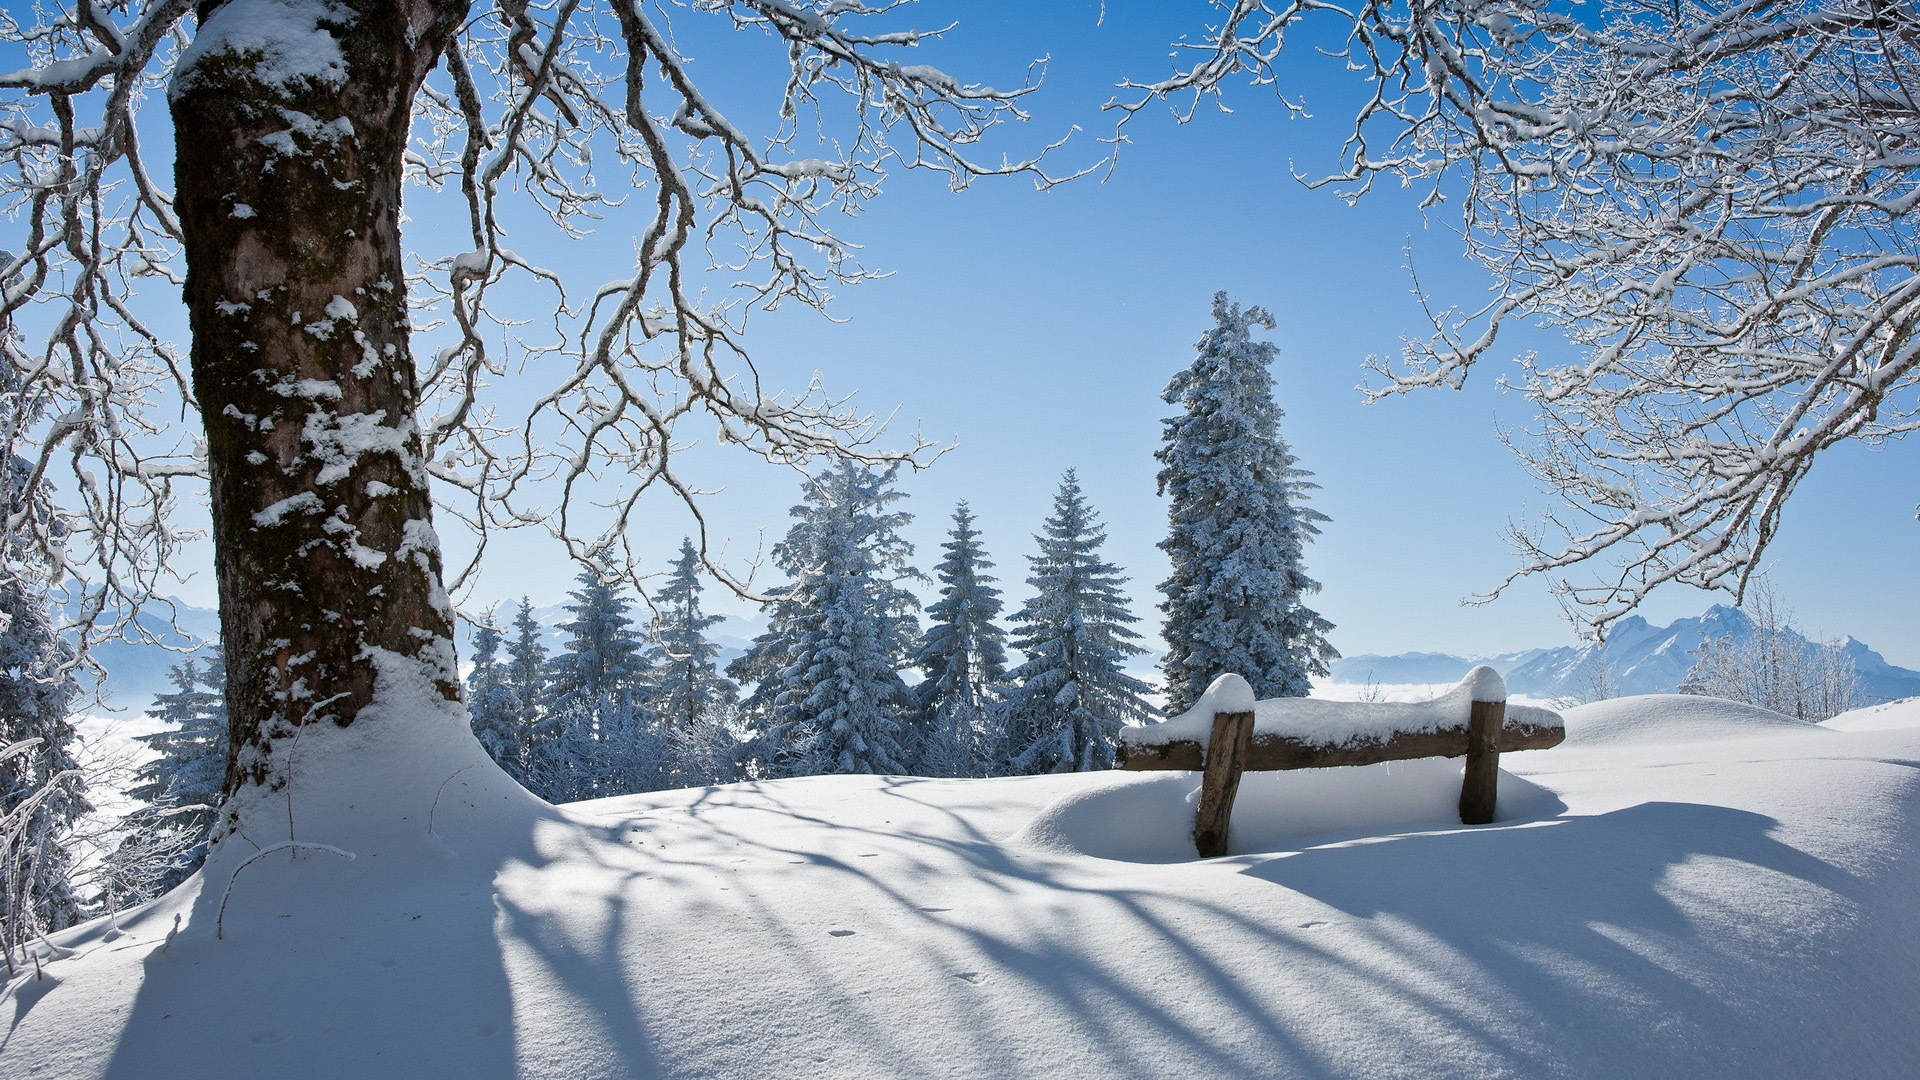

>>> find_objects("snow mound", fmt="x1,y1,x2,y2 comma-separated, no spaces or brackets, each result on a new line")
1821,696,1920,732
1561,694,1826,746
1013,759,1564,861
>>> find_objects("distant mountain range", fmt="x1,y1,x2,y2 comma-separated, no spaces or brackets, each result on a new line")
1329,605,1920,704
68,597,224,712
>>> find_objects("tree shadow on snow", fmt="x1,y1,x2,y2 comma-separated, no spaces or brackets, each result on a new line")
87,789,657,1080
1239,801,1885,1077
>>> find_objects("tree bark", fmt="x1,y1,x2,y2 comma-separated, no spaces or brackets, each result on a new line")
171,0,471,811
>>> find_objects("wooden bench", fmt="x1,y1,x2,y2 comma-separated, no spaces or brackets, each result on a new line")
1115,669,1566,857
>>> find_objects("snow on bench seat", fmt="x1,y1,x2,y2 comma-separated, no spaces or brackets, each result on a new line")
1116,668,1566,773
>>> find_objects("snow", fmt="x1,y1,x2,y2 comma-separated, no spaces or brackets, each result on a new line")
1125,665,1559,748
1200,671,1256,713
172,0,355,99
7,694,1919,1078
1822,697,1920,732
1560,694,1826,746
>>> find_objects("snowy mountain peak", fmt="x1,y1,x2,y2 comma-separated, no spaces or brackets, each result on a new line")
1329,605,1920,703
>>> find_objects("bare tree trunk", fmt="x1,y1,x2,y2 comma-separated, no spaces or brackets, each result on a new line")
170,0,470,814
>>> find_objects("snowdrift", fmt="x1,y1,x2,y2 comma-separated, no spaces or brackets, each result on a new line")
1012,759,1565,862
1822,696,1920,732
5,695,1919,1079
1560,693,1827,745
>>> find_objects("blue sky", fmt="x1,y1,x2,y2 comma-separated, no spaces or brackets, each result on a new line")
120,2,1920,667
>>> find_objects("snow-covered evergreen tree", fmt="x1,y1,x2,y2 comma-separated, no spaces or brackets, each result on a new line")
1157,292,1337,713
1000,470,1156,774
543,569,662,800
733,463,923,777
113,654,229,902
647,540,738,735
911,502,1008,776
466,615,528,785
1,404,87,948
549,568,648,706
647,540,741,786
504,599,563,801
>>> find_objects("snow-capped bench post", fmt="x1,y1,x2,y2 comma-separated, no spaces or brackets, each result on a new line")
1115,667,1563,857
1458,697,1505,826
1191,676,1257,858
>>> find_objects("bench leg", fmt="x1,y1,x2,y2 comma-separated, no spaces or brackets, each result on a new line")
1193,710,1255,857
1459,699,1504,825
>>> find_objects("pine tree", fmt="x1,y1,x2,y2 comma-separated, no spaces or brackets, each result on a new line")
646,540,741,786
1,422,87,948
113,654,229,902
503,599,558,800
549,568,648,706
911,502,1008,776
544,569,662,800
1156,292,1337,713
1001,470,1156,774
466,614,527,784
733,463,923,777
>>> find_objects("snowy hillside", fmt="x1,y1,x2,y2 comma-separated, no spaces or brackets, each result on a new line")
1329,604,1920,702
6,694,1918,1079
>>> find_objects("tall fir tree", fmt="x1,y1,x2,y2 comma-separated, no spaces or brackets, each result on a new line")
544,569,662,800
911,502,1009,776
466,613,528,785
646,540,741,786
732,463,923,777
1001,470,1156,774
1156,292,1337,713
1,395,87,945
115,654,229,901
503,598,559,800
549,568,649,706
648,539,739,732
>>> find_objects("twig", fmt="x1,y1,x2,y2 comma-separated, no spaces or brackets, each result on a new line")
216,841,355,940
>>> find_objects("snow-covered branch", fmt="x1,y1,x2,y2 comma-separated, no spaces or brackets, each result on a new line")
406,0,1077,598
2,0,201,656
1125,0,1920,635
4,0,1076,641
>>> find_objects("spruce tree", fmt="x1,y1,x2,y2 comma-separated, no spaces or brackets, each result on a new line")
733,463,922,777
1001,470,1156,774
911,502,1008,776
549,568,648,705
503,598,558,800
646,540,741,785
0,426,87,945
466,614,527,784
545,569,662,799
1156,292,1337,713
115,654,229,901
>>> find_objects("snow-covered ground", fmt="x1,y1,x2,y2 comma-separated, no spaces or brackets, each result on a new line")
6,694,1917,1079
